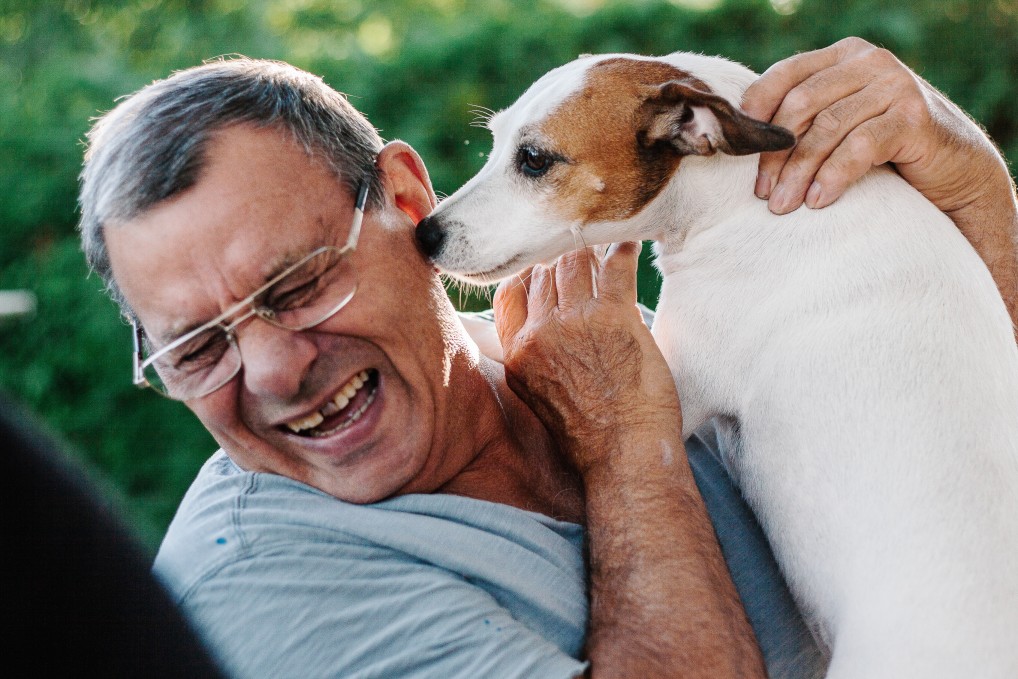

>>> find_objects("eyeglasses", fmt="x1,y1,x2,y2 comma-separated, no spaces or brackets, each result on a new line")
132,181,370,401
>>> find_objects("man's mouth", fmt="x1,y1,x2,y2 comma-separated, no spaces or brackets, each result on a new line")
284,369,379,437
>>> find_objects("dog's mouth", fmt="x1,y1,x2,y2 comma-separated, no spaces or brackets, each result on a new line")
446,252,533,285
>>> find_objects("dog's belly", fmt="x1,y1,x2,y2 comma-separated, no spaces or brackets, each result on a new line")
652,172,1018,677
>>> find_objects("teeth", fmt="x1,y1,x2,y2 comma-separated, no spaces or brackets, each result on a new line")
287,411,324,433
285,370,372,434
320,399,341,418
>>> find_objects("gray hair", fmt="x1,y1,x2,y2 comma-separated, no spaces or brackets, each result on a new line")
78,57,386,314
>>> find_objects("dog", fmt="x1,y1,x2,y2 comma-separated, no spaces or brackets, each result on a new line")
415,51,1018,678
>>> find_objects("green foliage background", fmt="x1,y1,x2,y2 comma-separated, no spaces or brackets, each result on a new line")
2,0,1015,549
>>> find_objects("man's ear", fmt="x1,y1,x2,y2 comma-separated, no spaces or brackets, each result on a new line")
376,140,438,225
638,81,796,156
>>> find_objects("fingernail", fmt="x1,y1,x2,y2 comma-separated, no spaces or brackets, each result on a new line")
805,181,824,209
768,183,793,214
755,173,774,199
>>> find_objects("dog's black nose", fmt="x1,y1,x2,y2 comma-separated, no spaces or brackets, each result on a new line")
415,215,446,259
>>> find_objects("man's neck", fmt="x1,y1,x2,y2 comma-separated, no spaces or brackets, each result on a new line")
438,356,585,525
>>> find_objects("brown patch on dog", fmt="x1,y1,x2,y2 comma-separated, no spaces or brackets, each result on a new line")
539,58,705,225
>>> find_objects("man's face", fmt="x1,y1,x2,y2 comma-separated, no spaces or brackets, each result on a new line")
105,124,478,503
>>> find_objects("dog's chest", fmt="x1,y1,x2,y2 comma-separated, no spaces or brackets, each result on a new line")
650,224,799,434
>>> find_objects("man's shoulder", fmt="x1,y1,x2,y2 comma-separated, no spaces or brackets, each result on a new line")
152,461,590,678
152,450,341,599
153,454,586,604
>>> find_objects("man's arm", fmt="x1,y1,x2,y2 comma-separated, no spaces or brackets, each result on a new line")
742,36,1018,338
495,244,766,679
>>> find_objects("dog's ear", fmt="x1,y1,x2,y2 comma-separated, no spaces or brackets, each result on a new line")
639,80,796,156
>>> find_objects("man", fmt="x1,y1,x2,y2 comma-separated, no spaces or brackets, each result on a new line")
77,39,1017,678
79,59,769,679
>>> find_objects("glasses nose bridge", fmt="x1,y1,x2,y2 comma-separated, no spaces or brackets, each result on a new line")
221,301,277,339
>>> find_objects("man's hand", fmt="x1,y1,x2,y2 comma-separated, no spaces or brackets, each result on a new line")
494,244,766,679
743,36,1018,337
494,242,679,475
743,36,1009,216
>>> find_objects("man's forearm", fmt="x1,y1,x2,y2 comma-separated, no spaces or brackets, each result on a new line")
947,171,1018,342
978,207,1018,342
578,420,766,679
494,245,767,678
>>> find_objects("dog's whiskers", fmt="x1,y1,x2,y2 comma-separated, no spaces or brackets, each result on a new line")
440,273,497,310
510,269,538,304
570,225,602,299
469,105,497,130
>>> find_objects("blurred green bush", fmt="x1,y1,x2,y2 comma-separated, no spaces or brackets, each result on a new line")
2,0,1015,547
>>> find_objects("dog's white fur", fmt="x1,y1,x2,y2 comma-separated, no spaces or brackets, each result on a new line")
424,52,1018,679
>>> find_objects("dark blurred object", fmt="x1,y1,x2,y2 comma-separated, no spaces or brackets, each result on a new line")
0,390,226,677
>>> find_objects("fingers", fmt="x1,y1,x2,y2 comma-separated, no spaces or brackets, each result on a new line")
743,42,852,205
755,60,876,205
741,37,934,215
528,263,558,317
494,263,560,356
552,243,641,309
553,247,597,309
742,39,849,123
597,241,641,304
493,268,532,346
767,83,894,212
496,242,641,347
805,114,906,209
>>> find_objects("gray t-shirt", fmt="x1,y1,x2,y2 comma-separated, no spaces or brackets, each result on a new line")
155,428,825,679
155,452,589,679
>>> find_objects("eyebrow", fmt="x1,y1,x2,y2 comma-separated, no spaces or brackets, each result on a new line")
259,215,336,280
152,255,304,346
150,212,344,347
154,318,207,349
150,236,335,346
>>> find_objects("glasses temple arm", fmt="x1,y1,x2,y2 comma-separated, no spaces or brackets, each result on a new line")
131,320,149,387
346,181,369,250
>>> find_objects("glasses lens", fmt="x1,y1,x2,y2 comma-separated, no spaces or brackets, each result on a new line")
137,246,358,401
143,328,241,400
257,247,358,331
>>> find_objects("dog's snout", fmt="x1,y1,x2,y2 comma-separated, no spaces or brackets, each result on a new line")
415,215,447,259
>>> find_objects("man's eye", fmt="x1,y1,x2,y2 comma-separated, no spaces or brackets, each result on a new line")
266,278,320,310
518,147,554,177
171,333,229,370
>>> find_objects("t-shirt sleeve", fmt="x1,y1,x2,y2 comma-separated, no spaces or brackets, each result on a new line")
180,538,588,679
687,422,828,677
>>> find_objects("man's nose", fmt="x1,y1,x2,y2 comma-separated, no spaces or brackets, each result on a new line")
234,319,318,399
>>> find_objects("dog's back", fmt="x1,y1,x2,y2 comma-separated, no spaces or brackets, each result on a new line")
653,152,1018,677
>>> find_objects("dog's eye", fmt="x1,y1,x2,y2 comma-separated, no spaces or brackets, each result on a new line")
519,147,553,177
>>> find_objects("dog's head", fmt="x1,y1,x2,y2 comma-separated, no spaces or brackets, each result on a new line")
417,53,795,284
